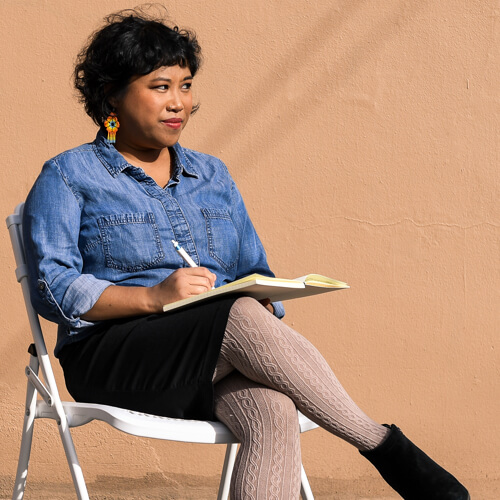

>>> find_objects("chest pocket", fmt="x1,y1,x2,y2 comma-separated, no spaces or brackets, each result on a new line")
97,212,164,272
201,208,239,272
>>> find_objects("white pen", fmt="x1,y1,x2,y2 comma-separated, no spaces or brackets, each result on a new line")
171,240,197,267
171,240,215,289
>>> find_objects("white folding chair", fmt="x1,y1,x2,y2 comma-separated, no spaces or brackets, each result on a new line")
7,202,318,500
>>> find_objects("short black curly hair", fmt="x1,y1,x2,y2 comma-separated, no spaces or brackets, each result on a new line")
74,8,202,126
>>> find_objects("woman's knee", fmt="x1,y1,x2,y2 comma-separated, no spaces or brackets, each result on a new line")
230,296,266,317
215,373,299,431
264,387,300,429
247,387,299,432
228,296,279,336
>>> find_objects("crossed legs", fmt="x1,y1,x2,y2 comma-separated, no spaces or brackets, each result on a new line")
212,297,389,499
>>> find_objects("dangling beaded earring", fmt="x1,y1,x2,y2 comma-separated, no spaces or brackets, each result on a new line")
104,112,120,143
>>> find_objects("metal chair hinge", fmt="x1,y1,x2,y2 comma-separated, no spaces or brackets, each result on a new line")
25,366,53,406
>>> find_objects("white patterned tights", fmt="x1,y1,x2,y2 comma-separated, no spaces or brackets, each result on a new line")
212,297,389,499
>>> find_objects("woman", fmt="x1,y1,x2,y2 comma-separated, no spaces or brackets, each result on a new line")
23,9,469,499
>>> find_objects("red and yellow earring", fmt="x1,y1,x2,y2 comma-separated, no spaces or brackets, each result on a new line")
104,112,120,143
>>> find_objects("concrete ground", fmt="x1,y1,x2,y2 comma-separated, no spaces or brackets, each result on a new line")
1,474,496,499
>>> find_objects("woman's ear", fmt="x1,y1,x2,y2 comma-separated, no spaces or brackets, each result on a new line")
108,96,118,110
105,83,119,110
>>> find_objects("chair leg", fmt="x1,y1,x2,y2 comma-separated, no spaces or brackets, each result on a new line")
12,358,38,500
55,406,90,500
216,443,238,500
300,463,315,500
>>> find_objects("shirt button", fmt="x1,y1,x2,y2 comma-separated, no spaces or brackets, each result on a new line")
38,282,46,291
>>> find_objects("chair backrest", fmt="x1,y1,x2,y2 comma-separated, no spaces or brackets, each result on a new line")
6,202,65,410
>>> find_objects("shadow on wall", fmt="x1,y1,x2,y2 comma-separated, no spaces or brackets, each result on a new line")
198,1,422,165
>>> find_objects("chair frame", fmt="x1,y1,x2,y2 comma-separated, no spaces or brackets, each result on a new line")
7,202,317,500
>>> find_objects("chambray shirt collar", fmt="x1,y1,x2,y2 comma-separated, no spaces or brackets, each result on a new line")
93,129,199,181
169,142,199,185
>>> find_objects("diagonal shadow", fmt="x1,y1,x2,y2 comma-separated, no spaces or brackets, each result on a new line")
195,1,422,168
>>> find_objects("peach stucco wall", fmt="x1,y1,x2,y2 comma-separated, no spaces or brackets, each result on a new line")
1,0,498,498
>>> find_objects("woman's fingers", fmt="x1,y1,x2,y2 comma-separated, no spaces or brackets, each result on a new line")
159,267,216,300
184,275,213,294
187,283,212,295
147,267,217,311
176,267,216,290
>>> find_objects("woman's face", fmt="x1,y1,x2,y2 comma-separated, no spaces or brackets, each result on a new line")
112,64,193,152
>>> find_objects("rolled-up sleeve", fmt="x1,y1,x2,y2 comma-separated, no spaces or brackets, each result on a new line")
23,159,113,328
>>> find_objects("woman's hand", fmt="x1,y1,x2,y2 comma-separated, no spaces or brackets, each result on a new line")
82,267,216,321
148,267,217,311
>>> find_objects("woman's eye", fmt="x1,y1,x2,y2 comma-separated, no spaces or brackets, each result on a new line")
182,82,192,90
156,85,169,90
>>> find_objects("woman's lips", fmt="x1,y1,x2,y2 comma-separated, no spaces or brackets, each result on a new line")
163,118,183,129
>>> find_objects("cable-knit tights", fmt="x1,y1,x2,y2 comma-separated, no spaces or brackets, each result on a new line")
213,297,389,499
214,372,303,499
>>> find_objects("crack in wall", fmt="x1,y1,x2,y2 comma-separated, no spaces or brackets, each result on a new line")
344,217,499,229
290,217,499,231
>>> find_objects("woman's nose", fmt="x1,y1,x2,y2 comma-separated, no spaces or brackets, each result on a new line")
167,93,183,111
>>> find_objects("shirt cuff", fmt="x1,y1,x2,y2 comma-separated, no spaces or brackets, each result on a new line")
62,274,114,324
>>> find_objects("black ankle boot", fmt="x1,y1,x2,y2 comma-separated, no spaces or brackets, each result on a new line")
360,424,470,500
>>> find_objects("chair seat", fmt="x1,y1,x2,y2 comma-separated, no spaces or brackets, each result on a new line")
36,400,318,444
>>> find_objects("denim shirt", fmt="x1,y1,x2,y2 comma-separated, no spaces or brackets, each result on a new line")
23,130,284,356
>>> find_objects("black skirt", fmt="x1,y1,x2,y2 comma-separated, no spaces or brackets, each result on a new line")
59,297,238,420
